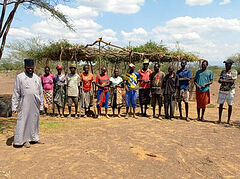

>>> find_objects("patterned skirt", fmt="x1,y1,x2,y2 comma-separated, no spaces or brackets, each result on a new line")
43,90,54,109
110,87,123,108
53,85,66,107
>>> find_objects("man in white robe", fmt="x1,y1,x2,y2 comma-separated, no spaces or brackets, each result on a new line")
12,59,43,148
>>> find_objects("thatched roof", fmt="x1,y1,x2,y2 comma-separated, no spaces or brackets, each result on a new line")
42,38,201,63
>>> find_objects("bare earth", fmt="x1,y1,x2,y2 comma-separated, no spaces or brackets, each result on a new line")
1,72,240,178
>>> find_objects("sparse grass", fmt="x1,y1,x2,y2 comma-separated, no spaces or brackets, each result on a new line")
0,117,65,135
207,104,216,108
0,117,16,134
40,119,65,133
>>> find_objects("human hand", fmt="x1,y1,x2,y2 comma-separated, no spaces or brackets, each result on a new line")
201,84,206,88
195,84,200,89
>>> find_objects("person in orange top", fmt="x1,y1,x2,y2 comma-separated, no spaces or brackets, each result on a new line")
138,59,152,117
80,65,94,118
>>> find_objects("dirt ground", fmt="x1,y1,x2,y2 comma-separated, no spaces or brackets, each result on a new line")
1,72,240,178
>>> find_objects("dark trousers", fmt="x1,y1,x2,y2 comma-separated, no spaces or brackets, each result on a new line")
164,94,175,118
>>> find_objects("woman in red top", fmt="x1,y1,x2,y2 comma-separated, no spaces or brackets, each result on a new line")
96,67,110,118
80,65,94,117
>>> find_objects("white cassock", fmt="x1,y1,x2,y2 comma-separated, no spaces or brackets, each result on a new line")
12,72,43,145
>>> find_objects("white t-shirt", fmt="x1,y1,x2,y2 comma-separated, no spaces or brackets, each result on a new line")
110,76,123,87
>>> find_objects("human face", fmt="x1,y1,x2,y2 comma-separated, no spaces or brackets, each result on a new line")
129,66,134,73
143,63,149,70
25,66,34,75
114,69,119,77
154,64,160,72
225,63,232,71
84,66,89,73
70,67,76,74
202,62,207,71
168,66,174,74
101,67,106,75
181,61,187,69
45,68,50,75
57,69,62,74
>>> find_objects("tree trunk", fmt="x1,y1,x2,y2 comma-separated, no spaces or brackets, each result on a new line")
0,1,20,60
0,0,7,31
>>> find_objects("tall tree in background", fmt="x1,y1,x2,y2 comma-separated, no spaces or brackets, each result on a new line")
0,0,73,60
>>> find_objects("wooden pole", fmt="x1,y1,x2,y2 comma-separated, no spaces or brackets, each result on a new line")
98,40,101,73
89,59,94,74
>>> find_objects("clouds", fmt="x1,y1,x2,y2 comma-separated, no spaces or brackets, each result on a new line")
219,0,231,5
77,0,145,14
22,1,147,43
20,3,119,44
185,0,231,6
121,16,240,64
8,27,35,40
121,28,148,44
185,0,213,6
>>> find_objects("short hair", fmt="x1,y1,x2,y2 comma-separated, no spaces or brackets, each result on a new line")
168,65,174,70
101,66,107,70
202,60,208,66
154,63,160,67
181,59,187,63
83,64,89,70
45,66,50,70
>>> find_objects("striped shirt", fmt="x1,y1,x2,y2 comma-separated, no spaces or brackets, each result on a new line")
125,72,139,89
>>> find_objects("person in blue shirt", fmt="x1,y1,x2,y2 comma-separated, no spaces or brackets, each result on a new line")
194,60,213,121
176,60,192,121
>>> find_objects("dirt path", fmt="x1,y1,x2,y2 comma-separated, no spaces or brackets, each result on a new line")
1,101,240,178
1,72,240,178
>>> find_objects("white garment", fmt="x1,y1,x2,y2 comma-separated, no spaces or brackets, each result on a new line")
12,72,43,145
110,76,123,87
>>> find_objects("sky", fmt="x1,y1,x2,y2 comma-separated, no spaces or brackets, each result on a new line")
5,0,240,65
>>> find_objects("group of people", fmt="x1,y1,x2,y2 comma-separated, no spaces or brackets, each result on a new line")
11,58,238,147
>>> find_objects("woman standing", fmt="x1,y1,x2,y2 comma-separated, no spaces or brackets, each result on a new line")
53,64,66,117
80,65,94,117
41,66,55,116
110,69,123,117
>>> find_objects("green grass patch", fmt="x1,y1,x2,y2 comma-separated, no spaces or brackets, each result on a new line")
40,120,65,133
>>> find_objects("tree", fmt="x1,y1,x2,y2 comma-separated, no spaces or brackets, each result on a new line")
228,53,240,73
0,0,73,60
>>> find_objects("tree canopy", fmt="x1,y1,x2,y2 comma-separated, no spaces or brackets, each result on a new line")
0,0,73,60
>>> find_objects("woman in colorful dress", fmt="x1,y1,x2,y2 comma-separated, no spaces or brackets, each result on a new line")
53,64,66,117
110,69,123,117
80,65,94,117
41,66,55,116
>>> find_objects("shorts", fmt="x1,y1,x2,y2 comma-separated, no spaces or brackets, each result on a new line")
67,96,79,107
97,90,109,108
178,89,189,103
151,94,163,107
217,92,235,105
125,90,138,108
139,88,150,105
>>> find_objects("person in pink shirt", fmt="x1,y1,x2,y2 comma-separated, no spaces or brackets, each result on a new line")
138,59,152,117
41,66,55,116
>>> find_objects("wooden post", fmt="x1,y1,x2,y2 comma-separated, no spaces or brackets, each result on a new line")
89,59,94,74
98,40,101,73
